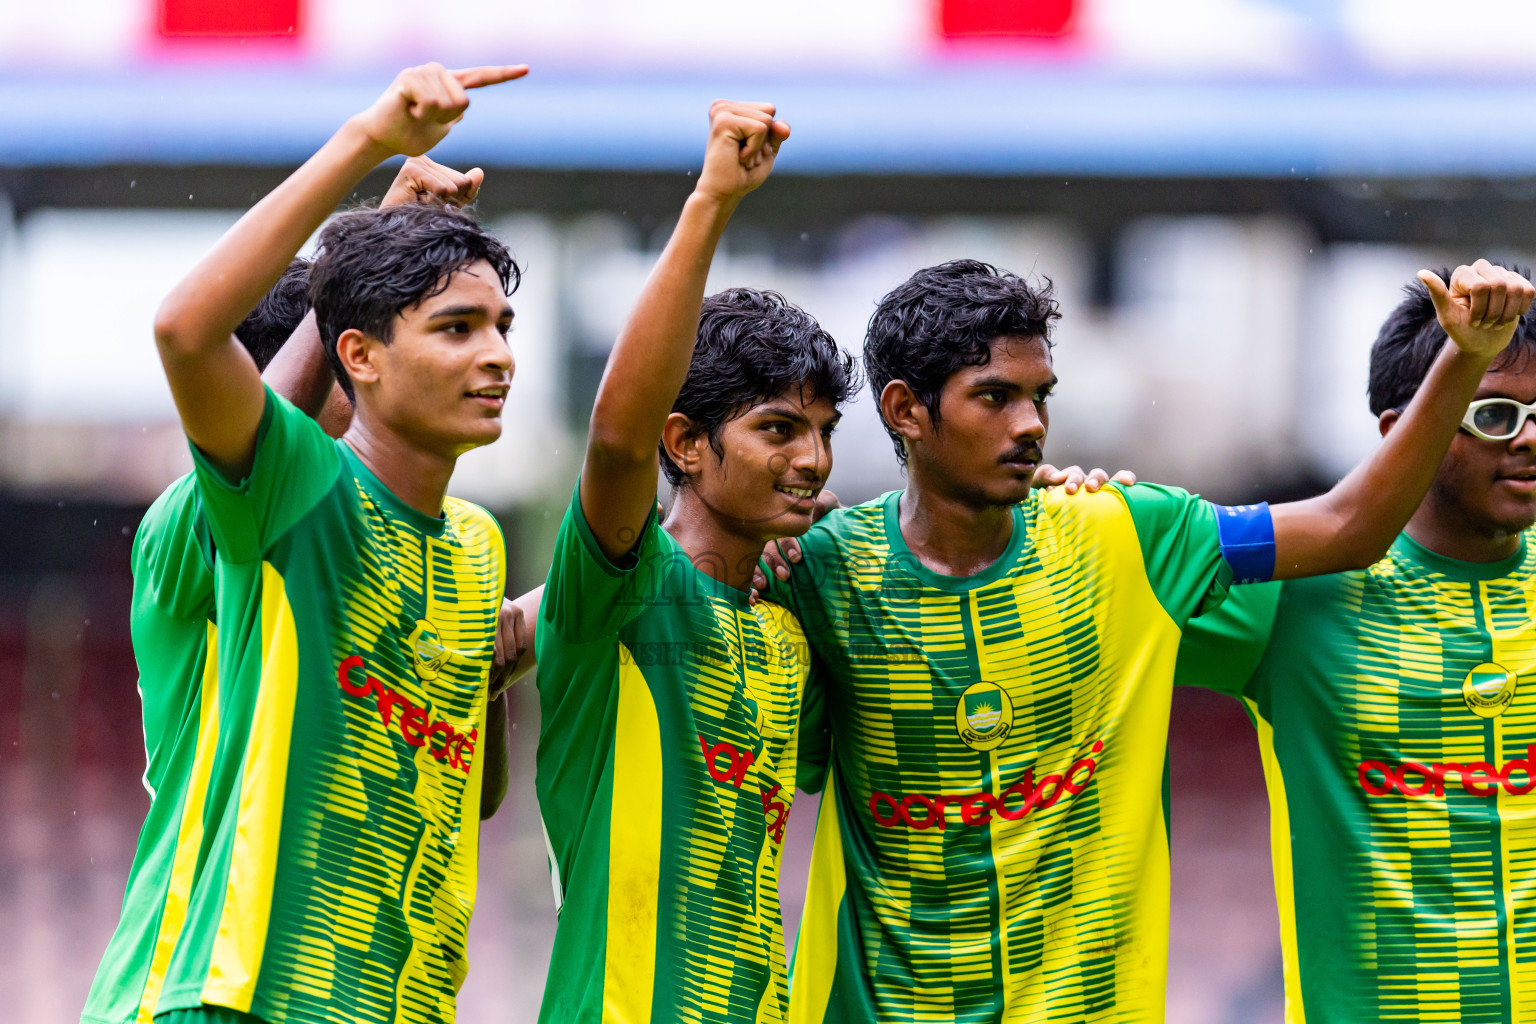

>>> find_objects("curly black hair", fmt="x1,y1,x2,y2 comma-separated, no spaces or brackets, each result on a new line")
1369,263,1536,416
661,287,859,487
864,259,1060,464
308,203,520,400
234,258,310,372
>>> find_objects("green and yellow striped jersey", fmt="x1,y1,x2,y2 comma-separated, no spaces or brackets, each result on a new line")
83,474,221,1024
86,388,505,1024
1176,530,1536,1024
777,484,1237,1023
534,491,811,1023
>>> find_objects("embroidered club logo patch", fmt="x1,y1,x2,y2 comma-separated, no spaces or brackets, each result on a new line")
1463,662,1518,718
956,681,1014,751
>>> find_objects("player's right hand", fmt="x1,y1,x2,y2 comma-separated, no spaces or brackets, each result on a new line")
381,155,485,209
694,100,790,203
1419,260,1534,362
352,62,528,158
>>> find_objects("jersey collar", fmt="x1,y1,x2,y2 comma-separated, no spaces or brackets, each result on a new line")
882,489,1031,593
1389,529,1528,582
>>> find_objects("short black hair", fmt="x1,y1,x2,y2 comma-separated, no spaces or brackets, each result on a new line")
864,259,1060,464
235,258,310,372
1369,263,1536,416
308,203,520,399
660,287,858,487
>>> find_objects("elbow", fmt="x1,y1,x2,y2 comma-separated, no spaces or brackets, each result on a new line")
152,296,197,359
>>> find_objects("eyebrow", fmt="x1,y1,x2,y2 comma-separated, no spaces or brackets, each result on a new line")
756,404,811,426
425,304,515,320
970,375,1058,391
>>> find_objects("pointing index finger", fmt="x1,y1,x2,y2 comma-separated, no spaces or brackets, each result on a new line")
453,64,530,89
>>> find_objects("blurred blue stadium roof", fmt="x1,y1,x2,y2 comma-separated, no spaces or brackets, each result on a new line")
4,68,1536,177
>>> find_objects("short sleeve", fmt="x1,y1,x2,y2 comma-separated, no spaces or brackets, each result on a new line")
189,385,340,563
795,665,831,794
538,480,672,644
1115,482,1234,628
1173,581,1282,698
132,474,216,621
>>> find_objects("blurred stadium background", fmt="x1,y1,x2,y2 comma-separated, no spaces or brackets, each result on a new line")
6,0,1536,1019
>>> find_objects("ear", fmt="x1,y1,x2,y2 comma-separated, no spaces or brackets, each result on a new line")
660,412,706,480
879,379,931,451
336,328,382,392
1378,408,1400,439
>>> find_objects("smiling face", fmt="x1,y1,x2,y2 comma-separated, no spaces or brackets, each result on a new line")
338,260,514,456
894,334,1055,509
1420,357,1536,541
666,388,840,544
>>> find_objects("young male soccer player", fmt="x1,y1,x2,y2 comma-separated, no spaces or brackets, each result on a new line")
80,153,511,1024
1174,268,1536,1024
93,62,526,1024
533,100,857,1022
763,258,1533,1022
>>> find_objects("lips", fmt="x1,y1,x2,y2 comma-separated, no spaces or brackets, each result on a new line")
466,384,508,410
775,483,819,504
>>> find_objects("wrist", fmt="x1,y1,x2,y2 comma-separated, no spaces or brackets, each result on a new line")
686,188,743,220
338,115,399,164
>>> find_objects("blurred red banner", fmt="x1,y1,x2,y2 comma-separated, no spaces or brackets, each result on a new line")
940,0,1077,37
159,0,302,37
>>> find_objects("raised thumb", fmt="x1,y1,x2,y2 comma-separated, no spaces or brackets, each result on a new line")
1418,269,1453,313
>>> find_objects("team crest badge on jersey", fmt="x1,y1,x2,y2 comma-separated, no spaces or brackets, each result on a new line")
1463,662,1518,718
408,619,453,681
956,681,1014,751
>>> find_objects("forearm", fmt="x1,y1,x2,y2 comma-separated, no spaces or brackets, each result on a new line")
479,693,511,819
261,311,335,419
155,121,386,358
587,191,739,457
1275,341,1490,577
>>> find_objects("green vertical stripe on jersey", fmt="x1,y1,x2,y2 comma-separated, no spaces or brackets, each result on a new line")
534,486,811,1023
781,483,1234,1023
1177,530,1536,1024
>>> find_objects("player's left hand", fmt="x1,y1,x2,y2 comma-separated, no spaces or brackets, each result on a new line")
1419,260,1535,362
694,100,790,204
490,596,529,698
382,155,484,209
750,488,840,601
1033,464,1136,495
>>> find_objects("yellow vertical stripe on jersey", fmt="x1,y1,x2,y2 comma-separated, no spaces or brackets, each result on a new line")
603,648,662,1023
203,563,300,1010
1492,613,1536,1022
1248,697,1306,1024
791,771,846,1024
135,622,221,1023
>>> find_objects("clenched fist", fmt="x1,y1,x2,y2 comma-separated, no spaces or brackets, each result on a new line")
694,100,791,203
1419,260,1535,363
352,62,528,159
381,155,485,209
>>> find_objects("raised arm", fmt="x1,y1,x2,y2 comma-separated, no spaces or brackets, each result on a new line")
262,155,491,423
154,63,526,479
579,101,790,562
1270,260,1533,578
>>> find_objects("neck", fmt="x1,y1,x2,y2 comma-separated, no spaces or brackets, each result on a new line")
342,407,457,520
1403,493,1523,564
899,470,1018,578
662,489,769,593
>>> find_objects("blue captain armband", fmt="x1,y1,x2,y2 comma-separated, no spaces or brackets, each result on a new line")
1213,502,1276,584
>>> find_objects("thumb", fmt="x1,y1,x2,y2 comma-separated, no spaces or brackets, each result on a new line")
1418,269,1454,315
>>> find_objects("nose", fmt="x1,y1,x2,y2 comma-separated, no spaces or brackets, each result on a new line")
1013,398,1047,442
1511,411,1536,452
480,327,514,377
790,429,830,481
